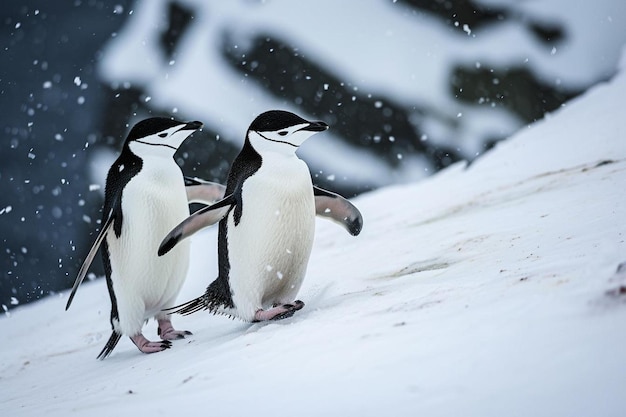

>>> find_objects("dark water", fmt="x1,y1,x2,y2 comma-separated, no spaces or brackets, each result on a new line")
0,0,133,310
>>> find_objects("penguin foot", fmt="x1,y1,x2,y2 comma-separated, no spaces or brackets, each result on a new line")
130,334,172,354
157,319,193,341
159,328,193,340
253,300,305,322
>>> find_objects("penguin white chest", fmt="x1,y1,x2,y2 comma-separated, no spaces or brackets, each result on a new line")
228,154,315,316
107,157,190,319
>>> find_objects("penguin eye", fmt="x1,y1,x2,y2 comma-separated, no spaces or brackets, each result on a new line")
158,133,168,138
278,131,288,136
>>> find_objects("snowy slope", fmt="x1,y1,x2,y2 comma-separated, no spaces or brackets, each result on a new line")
2,62,626,416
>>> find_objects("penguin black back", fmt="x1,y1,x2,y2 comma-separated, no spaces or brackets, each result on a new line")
208,131,264,311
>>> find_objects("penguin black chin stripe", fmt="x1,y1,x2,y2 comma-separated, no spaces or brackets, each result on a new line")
257,132,299,148
135,140,178,150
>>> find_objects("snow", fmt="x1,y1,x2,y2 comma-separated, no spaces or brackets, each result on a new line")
2,60,626,416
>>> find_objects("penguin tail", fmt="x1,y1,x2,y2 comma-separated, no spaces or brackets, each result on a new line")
97,331,122,360
165,281,232,316
164,295,208,316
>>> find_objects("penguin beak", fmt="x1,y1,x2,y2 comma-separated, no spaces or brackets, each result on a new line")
299,121,329,132
180,120,203,131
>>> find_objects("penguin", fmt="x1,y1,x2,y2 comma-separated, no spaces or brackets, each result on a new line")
65,117,223,359
158,110,363,322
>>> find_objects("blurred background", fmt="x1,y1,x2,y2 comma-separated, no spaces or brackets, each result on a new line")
2,0,625,312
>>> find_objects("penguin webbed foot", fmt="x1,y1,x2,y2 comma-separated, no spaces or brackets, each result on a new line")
130,334,172,354
253,300,305,322
157,318,193,341
159,329,193,340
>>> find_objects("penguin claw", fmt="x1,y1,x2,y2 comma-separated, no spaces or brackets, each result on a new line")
270,309,297,321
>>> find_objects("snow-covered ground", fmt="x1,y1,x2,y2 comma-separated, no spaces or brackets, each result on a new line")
2,53,626,417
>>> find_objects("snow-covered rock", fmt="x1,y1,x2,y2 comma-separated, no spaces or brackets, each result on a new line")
98,0,626,188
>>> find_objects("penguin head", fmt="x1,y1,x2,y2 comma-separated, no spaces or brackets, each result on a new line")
125,117,203,157
247,110,328,154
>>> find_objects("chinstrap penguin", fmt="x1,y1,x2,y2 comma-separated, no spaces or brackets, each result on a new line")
158,110,363,322
66,117,224,359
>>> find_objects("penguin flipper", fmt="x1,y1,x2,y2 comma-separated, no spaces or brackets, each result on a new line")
158,193,236,256
96,331,122,360
65,211,115,310
184,176,226,205
314,186,363,236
